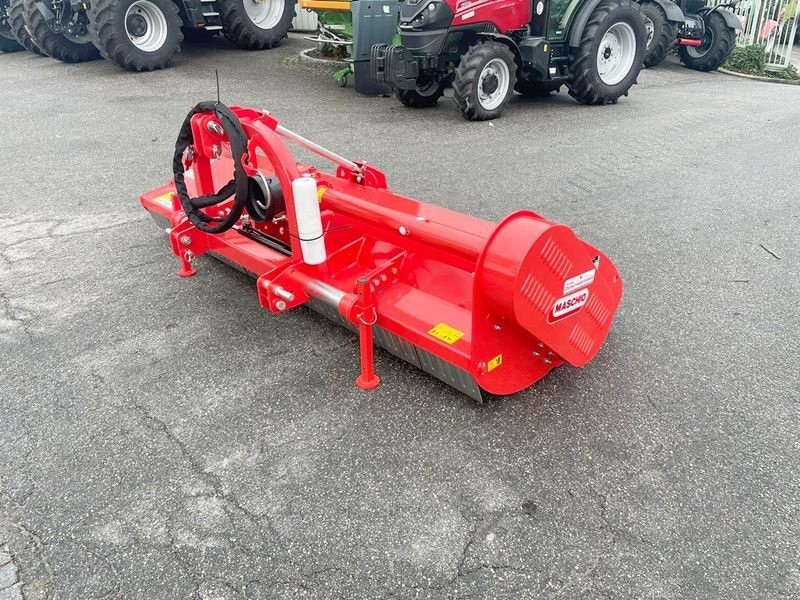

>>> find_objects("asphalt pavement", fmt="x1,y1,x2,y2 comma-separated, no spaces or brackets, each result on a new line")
1,34,799,599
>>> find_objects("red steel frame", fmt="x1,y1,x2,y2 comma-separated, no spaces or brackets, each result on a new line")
140,106,623,399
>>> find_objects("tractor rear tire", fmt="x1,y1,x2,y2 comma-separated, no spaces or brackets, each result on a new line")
677,11,735,72
395,81,445,108
514,80,562,97
9,0,45,55
0,27,22,52
1,1,23,52
0,29,22,52
88,0,183,71
640,0,677,67
220,0,296,50
23,0,100,62
452,41,517,121
566,0,645,105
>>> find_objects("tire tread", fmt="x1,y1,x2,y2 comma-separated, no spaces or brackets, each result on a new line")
452,41,517,120
220,0,295,50
677,12,735,72
641,1,677,68
88,0,183,71
23,0,100,62
566,0,644,105
8,0,45,54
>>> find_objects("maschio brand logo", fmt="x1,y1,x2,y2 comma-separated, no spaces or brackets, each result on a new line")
550,289,590,321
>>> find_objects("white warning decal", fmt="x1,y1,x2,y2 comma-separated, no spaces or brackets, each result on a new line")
551,289,590,320
563,268,595,295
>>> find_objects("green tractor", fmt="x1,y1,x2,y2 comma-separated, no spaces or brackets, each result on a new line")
18,0,296,69
639,0,741,71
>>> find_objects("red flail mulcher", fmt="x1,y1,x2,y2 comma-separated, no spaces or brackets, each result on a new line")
140,102,623,401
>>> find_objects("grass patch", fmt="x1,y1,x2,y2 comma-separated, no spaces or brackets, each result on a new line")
308,43,349,61
723,45,800,80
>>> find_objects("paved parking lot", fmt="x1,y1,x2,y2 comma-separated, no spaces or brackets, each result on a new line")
1,35,799,599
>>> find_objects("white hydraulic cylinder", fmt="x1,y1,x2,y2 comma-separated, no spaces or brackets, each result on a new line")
292,176,327,265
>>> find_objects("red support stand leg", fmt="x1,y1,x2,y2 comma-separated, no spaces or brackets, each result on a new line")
169,217,208,278
355,277,380,391
178,251,197,278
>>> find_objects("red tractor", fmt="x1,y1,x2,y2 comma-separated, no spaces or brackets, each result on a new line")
370,0,647,120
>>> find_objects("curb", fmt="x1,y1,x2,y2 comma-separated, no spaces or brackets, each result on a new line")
297,48,349,73
718,67,800,86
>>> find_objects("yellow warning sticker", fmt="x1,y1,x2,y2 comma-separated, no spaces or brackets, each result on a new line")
428,323,465,345
155,193,173,207
487,354,503,372
317,186,327,203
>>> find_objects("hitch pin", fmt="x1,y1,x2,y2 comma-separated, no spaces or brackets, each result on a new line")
273,286,295,302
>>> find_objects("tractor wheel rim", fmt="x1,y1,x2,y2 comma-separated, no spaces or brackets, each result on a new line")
596,21,636,86
477,57,510,111
125,0,168,52
63,22,92,43
644,16,654,49
416,80,440,97
687,28,713,58
64,31,92,43
244,0,285,30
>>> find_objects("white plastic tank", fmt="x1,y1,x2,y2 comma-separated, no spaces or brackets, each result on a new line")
292,176,327,265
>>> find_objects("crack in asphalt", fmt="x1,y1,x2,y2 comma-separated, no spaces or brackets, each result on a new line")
0,218,145,271
127,398,287,546
164,518,203,599
0,291,34,341
78,543,123,600
0,218,145,251
9,520,56,600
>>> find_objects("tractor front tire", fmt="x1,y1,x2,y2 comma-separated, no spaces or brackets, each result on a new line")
640,0,677,67
514,79,562,97
220,0,296,50
9,0,45,54
88,0,183,71
566,0,645,105
452,41,517,121
677,11,735,72
395,81,445,108
23,0,100,62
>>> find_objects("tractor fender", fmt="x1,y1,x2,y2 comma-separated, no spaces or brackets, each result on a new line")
567,0,604,47
173,0,199,27
707,7,744,30
476,32,523,68
641,0,685,23
32,0,55,22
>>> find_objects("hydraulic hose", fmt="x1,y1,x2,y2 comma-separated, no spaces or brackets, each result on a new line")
173,101,249,234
